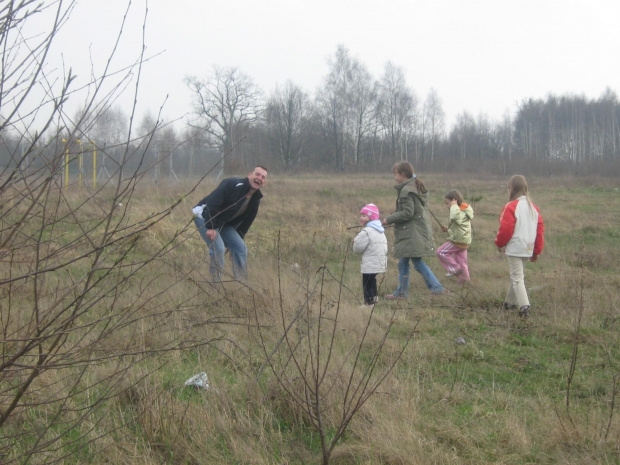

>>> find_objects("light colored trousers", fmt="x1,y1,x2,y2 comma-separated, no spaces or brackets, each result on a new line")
436,241,470,282
505,256,530,307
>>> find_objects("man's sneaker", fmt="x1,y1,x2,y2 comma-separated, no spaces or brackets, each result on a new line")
518,305,531,318
502,302,516,311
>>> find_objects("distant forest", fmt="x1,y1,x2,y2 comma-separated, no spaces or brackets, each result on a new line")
3,45,619,178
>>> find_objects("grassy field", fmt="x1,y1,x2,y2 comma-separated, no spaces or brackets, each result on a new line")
4,172,620,464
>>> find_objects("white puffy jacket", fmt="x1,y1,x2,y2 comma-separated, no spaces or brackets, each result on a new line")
353,226,388,274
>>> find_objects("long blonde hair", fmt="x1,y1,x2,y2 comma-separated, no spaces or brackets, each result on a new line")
508,175,528,201
507,175,536,216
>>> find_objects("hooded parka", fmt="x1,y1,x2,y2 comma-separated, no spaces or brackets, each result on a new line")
385,179,436,258
352,224,388,274
447,203,474,246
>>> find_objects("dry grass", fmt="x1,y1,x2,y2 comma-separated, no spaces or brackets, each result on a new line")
4,173,620,464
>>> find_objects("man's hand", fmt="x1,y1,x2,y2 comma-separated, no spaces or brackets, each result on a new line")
441,225,448,233
530,254,538,262
206,229,217,241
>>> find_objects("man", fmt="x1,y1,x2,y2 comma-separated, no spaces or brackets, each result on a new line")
193,166,268,281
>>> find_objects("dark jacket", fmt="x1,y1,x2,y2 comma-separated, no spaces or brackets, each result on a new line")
385,179,436,258
195,177,263,238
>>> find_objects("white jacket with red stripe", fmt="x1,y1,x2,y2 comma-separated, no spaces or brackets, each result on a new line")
494,196,544,257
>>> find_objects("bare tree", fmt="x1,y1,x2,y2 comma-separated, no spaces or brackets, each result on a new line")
348,59,377,166
422,88,445,163
314,45,378,171
0,3,219,463
513,98,544,161
451,111,476,160
185,66,262,173
136,111,181,181
266,81,308,169
376,62,417,161
257,238,416,465
87,105,129,147
599,88,619,159
315,45,352,172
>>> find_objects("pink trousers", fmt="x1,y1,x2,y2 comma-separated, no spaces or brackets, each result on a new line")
436,242,470,283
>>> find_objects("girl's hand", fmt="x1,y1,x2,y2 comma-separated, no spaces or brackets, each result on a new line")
530,254,538,262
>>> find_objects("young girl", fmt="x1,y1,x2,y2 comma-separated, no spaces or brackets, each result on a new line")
382,161,446,298
353,204,388,307
436,190,474,284
494,175,544,317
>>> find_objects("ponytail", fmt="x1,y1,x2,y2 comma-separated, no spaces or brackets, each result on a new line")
414,178,427,194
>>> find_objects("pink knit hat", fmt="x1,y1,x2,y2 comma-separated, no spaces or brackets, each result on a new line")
360,203,380,221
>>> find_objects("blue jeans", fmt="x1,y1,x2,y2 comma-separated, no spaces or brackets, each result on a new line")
194,217,248,281
392,257,445,298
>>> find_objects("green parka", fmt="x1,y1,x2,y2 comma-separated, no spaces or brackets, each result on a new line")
385,179,436,258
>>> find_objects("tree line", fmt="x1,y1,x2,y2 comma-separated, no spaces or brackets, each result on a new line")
183,45,620,176
3,43,620,178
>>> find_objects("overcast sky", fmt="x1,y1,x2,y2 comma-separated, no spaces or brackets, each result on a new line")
52,0,620,129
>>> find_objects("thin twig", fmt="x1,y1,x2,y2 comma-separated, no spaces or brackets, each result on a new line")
346,224,394,230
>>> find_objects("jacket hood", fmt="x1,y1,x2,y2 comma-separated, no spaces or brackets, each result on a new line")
365,220,385,233
460,202,474,220
395,179,427,204
394,178,414,192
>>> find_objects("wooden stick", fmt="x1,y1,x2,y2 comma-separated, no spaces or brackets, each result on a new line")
347,224,394,230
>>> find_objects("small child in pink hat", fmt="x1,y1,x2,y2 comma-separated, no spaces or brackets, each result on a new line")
352,204,388,307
